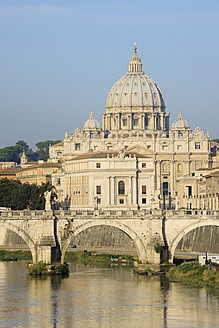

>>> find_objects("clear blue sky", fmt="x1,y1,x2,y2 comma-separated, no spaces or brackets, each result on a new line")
0,0,219,149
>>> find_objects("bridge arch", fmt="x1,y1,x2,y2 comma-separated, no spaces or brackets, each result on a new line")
61,219,147,263
169,220,219,262
0,221,37,263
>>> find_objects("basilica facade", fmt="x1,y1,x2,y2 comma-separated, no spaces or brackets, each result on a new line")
50,46,212,210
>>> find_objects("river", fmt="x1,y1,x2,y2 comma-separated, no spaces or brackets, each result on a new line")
0,261,218,328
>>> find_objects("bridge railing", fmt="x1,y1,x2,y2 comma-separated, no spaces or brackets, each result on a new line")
0,209,218,219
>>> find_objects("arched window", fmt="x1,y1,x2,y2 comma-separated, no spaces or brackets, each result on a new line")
118,181,125,195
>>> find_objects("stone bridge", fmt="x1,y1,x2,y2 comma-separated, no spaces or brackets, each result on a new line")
0,209,218,264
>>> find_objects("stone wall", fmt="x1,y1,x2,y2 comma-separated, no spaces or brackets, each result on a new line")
71,226,135,248
177,225,219,253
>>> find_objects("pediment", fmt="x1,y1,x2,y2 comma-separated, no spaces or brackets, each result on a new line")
193,127,206,139
69,128,84,140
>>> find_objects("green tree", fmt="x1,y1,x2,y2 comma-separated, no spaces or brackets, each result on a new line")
36,140,61,161
212,139,219,143
0,179,57,210
0,140,38,164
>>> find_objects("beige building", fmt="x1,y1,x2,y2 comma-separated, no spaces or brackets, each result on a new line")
50,46,212,210
16,162,61,186
175,167,219,210
52,150,155,210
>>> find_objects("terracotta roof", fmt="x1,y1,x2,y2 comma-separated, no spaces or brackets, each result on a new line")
0,167,23,175
51,141,64,147
18,162,61,172
66,151,151,162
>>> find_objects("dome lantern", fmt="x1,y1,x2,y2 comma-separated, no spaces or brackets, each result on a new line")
128,44,143,73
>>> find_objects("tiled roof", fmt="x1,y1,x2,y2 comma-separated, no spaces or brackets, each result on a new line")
66,151,151,162
0,167,23,175
18,163,61,172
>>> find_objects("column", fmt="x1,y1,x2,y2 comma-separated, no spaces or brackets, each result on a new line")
111,177,116,205
128,114,132,130
107,177,111,205
102,114,105,131
141,114,144,130
153,114,156,130
160,113,164,130
132,176,136,205
156,160,161,193
171,160,174,193
216,194,218,210
128,176,132,205
212,194,215,211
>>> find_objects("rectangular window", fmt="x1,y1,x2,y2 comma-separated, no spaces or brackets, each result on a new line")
133,119,138,126
162,145,168,150
75,143,80,150
142,185,146,194
142,198,146,204
163,182,169,196
97,198,101,204
96,163,101,168
119,199,124,204
195,143,200,149
96,185,101,195
123,119,127,126
142,163,146,168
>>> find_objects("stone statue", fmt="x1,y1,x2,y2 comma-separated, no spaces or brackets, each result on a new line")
45,191,52,211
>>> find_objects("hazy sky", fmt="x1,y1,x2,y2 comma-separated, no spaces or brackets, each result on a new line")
0,0,219,149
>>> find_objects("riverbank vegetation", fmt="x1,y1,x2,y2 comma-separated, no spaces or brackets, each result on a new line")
0,250,32,261
167,263,219,288
0,249,135,265
28,262,69,276
64,250,134,265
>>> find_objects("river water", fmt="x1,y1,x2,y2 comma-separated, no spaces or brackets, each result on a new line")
0,262,219,328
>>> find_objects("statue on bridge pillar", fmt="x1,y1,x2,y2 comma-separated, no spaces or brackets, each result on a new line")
44,191,52,211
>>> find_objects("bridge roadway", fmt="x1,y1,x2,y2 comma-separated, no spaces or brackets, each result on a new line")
0,209,218,265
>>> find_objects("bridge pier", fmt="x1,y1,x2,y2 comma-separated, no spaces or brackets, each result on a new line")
36,245,61,264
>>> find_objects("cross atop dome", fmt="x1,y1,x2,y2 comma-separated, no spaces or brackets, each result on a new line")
128,43,143,73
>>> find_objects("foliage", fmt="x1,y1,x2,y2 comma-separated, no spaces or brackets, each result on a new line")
0,139,61,164
212,139,219,143
167,263,219,288
0,140,38,163
0,178,56,210
28,262,69,276
154,243,163,254
64,251,134,264
35,140,61,161
0,250,32,261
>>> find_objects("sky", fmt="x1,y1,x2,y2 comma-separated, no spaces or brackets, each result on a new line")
0,0,219,149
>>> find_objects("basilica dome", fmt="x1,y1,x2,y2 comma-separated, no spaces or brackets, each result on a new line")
106,46,166,113
171,110,189,129
83,111,101,130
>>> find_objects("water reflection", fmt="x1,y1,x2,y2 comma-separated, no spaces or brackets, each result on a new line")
0,262,219,328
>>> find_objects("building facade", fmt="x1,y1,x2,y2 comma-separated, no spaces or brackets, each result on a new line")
50,46,212,210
